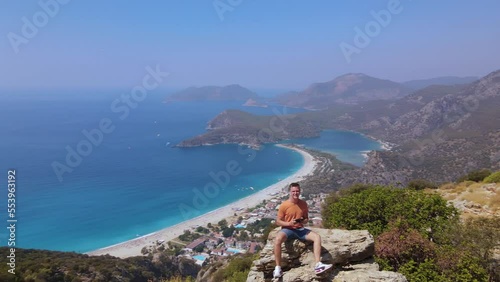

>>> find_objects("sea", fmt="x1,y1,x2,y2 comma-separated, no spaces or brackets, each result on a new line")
0,89,382,253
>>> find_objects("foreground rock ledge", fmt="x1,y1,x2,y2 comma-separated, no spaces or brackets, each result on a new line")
247,227,407,282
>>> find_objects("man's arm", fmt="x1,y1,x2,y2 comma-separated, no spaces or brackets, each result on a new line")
276,216,293,228
300,201,309,225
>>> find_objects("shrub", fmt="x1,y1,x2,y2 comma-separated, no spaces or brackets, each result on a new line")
322,186,458,237
211,254,257,282
407,179,437,190
398,259,445,282
398,255,488,282
457,169,492,182
195,226,209,234
218,219,228,229
375,221,436,270
222,226,235,238
484,171,500,183
440,217,500,279
442,254,488,282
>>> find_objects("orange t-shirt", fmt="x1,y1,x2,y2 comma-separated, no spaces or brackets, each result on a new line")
278,199,308,229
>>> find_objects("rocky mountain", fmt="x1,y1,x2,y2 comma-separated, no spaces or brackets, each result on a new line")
165,84,258,102
274,73,412,109
334,70,500,185
403,76,478,90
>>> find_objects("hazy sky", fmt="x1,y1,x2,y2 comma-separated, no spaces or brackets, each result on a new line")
1,0,499,90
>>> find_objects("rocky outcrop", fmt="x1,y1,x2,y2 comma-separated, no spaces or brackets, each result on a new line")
247,228,406,282
177,110,321,148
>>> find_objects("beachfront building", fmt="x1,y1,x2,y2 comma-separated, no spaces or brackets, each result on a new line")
248,242,263,254
210,248,228,257
223,238,236,248
184,237,207,253
205,238,222,250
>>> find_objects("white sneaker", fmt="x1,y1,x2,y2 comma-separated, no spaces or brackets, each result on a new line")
314,262,332,274
273,266,283,278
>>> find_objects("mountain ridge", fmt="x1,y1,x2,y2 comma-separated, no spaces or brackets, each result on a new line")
402,76,479,90
274,73,412,109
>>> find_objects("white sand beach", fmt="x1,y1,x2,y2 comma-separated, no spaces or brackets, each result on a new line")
86,144,317,258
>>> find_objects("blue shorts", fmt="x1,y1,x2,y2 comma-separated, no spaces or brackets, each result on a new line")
280,228,311,241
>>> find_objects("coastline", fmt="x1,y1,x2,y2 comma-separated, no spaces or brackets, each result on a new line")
86,144,317,258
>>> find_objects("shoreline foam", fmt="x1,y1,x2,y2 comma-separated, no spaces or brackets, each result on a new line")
86,144,317,258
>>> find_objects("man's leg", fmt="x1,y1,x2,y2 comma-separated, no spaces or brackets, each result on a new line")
305,230,322,263
273,231,288,278
274,231,287,267
305,230,332,274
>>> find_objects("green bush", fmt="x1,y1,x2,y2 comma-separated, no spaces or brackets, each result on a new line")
457,169,492,182
322,186,458,237
483,171,500,183
407,179,437,190
218,219,228,229
196,226,209,234
222,226,235,237
399,259,445,282
398,245,489,281
436,217,500,279
211,254,257,282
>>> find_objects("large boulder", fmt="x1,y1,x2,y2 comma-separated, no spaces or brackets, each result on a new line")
247,227,406,282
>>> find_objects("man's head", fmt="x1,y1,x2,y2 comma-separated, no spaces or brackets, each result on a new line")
289,182,301,202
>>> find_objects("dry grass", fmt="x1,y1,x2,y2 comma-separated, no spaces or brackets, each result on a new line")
440,183,456,190
462,192,490,206
491,191,500,212
436,181,500,218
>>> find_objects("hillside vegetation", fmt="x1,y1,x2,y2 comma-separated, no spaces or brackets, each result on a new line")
0,248,199,282
322,181,500,282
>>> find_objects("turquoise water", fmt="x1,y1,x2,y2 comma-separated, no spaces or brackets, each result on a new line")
226,247,244,254
283,130,382,166
193,255,207,261
0,90,381,253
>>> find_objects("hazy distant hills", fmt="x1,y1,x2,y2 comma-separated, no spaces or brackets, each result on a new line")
402,76,478,90
165,84,258,102
165,74,478,107
274,73,412,109
177,69,500,186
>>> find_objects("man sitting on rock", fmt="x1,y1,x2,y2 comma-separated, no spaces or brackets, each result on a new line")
273,182,332,278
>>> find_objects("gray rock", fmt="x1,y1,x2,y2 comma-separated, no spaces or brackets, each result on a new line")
247,227,406,282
